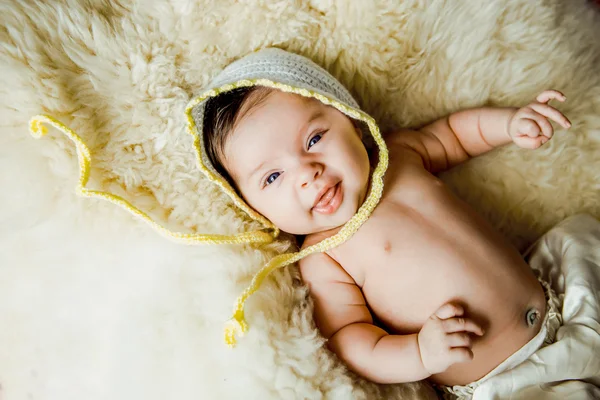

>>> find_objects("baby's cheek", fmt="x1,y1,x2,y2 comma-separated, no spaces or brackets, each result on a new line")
346,138,369,165
265,205,303,232
244,194,277,222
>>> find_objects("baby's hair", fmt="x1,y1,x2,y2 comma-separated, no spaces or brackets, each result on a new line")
203,86,273,187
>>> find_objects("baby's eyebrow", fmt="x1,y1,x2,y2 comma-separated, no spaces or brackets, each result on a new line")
298,110,324,137
248,160,267,181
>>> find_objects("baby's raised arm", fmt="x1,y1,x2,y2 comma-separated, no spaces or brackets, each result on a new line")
388,90,571,173
299,251,483,383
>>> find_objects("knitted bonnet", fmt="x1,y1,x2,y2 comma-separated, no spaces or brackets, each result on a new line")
28,47,389,347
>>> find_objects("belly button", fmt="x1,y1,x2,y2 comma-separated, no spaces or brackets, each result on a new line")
383,241,392,253
525,308,540,327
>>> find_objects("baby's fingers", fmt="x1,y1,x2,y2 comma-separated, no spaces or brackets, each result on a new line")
448,347,474,364
447,332,473,347
513,135,547,149
529,103,571,129
443,317,484,336
524,113,553,139
434,303,464,320
518,118,542,138
536,90,566,104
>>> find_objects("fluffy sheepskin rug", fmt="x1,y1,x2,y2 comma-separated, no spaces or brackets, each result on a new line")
1,0,599,399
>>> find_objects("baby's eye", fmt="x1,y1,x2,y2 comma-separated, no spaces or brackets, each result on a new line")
265,172,281,186
308,133,323,149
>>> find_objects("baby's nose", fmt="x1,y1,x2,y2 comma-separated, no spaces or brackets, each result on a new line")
300,163,322,188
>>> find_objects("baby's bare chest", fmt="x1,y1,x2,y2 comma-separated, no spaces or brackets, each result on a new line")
330,175,539,333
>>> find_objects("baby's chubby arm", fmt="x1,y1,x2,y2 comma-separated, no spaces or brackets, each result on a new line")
390,90,571,173
299,251,483,384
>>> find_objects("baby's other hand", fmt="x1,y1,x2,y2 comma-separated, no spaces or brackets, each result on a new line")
508,90,571,149
417,303,484,375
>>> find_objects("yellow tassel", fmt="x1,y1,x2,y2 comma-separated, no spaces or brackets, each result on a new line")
29,118,49,137
224,312,249,348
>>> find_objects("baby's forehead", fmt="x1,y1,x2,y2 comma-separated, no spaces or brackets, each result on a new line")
224,92,327,164
264,89,323,108
236,91,324,129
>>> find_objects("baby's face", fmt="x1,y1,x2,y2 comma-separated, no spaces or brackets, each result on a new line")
223,90,370,235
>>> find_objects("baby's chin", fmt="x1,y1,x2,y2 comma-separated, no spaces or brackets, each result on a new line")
276,188,365,235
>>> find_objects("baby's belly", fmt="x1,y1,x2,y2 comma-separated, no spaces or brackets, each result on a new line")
425,277,546,386
370,257,545,386
334,204,547,386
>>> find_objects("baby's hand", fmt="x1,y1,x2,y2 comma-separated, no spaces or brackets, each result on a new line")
417,303,484,375
508,89,571,149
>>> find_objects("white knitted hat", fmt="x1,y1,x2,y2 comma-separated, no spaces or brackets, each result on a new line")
193,47,362,115
186,47,385,238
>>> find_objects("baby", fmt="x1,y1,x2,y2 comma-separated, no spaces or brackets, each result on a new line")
200,51,571,393
27,47,597,399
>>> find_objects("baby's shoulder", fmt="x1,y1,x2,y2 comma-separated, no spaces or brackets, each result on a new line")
379,130,438,189
299,230,354,284
380,129,430,173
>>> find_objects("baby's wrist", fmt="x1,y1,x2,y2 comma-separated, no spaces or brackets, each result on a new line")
505,108,519,141
415,331,433,377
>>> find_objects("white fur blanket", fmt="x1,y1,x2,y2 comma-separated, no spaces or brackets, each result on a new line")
1,1,599,399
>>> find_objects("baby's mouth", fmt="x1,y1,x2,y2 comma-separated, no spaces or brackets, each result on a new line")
312,182,343,215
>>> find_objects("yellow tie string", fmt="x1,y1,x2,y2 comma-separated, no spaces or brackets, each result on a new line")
28,114,275,246
30,79,388,348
